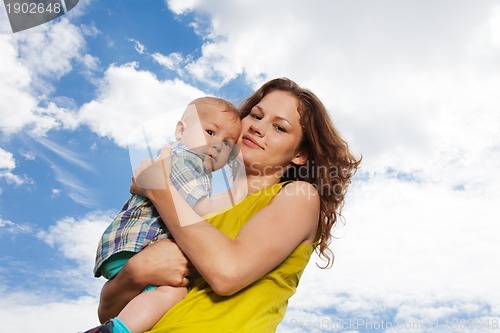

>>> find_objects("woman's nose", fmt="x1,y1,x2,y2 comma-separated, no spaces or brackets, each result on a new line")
250,123,264,136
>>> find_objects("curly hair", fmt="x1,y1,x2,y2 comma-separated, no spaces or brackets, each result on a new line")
239,78,361,268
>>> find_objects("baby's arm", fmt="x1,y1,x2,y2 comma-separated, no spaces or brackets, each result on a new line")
190,153,247,216
191,190,235,216
171,152,245,217
117,286,187,333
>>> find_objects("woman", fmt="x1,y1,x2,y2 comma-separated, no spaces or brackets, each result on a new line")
98,78,360,332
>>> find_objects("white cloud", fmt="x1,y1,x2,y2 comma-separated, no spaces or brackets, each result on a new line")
0,147,16,170
49,164,98,207
0,172,28,187
0,18,88,136
279,173,500,331
35,137,94,171
25,137,98,206
38,210,110,265
152,52,186,72
15,18,85,81
0,147,31,188
0,291,99,332
130,38,146,54
0,209,112,332
64,0,95,19
20,149,36,161
80,52,100,70
51,188,62,197
78,62,205,147
0,217,32,235
0,2,11,33
166,0,200,15
0,35,38,135
489,5,500,48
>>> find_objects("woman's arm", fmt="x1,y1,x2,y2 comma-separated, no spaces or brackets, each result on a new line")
133,167,319,296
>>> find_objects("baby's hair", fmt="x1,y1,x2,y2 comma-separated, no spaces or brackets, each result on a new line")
187,96,240,120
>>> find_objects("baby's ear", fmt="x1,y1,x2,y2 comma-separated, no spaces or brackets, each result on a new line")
175,120,186,140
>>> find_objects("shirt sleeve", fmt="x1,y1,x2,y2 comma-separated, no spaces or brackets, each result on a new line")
170,154,211,207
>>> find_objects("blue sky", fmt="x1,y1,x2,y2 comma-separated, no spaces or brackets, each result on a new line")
1,0,500,332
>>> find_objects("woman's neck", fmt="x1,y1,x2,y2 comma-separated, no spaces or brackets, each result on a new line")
244,173,281,194
227,171,281,202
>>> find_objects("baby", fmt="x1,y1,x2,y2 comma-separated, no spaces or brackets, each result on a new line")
83,97,242,333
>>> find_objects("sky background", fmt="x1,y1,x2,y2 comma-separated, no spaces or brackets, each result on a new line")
1,0,500,332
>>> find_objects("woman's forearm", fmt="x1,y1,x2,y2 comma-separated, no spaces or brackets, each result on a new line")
134,159,319,296
147,185,240,294
145,180,320,296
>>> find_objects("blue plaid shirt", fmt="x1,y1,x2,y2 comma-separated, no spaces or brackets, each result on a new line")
93,142,211,277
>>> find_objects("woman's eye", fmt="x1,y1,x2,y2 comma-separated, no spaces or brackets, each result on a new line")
206,130,214,136
250,113,262,120
274,125,287,133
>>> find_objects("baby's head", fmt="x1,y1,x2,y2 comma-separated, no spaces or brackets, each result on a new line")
175,97,241,172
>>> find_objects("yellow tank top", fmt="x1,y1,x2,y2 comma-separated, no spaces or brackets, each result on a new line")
146,182,316,333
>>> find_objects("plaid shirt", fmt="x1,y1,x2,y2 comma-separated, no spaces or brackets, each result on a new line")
93,142,211,277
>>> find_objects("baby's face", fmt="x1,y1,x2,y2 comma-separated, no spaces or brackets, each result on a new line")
178,103,241,172
200,112,242,172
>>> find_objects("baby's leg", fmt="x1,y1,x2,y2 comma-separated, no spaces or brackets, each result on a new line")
118,286,188,333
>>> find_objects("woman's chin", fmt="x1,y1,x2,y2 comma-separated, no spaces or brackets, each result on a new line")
239,148,262,165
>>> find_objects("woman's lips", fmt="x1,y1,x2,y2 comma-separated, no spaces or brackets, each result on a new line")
242,135,263,149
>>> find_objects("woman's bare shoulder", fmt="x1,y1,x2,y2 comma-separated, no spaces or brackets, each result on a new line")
264,181,320,225
276,181,320,203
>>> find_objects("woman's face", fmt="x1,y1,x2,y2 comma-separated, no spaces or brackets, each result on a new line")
239,90,307,176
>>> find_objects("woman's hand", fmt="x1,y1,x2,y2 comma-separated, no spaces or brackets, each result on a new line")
130,144,173,196
126,238,192,287
97,238,192,322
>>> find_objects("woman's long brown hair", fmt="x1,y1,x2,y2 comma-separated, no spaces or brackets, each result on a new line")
239,78,361,268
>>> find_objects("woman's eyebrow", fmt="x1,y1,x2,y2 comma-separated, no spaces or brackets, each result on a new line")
254,105,293,127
